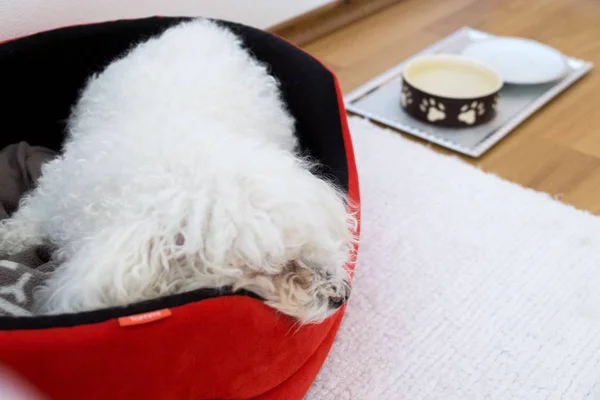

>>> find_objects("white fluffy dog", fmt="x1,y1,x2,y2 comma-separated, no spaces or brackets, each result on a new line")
0,19,355,324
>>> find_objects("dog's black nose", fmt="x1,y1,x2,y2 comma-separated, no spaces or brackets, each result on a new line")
329,297,345,309
328,290,350,309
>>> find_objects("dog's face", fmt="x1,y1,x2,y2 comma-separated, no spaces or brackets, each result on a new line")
232,259,352,324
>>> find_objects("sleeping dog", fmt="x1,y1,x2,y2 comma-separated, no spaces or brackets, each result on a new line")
0,19,356,324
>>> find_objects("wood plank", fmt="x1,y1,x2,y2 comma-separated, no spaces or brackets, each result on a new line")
269,0,402,46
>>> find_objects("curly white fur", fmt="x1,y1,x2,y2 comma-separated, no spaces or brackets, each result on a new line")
0,19,356,324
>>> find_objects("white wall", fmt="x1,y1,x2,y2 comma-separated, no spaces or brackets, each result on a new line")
0,0,335,40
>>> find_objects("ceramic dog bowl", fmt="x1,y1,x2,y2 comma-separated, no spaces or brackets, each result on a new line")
401,54,503,127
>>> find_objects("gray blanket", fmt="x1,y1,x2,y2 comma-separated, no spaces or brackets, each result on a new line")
0,143,57,316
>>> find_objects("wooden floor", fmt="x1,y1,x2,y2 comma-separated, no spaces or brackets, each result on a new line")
300,0,600,214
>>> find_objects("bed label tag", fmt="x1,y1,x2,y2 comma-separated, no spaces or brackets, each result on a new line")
118,309,172,327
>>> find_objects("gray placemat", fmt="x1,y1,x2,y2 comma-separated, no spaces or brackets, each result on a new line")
345,27,593,157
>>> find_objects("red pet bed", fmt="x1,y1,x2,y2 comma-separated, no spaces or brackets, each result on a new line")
0,17,360,400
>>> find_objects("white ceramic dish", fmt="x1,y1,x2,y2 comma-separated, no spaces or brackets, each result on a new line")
461,37,569,85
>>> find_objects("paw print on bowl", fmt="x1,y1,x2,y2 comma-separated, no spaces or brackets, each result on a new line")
491,95,499,110
401,86,413,107
419,98,446,122
458,101,485,125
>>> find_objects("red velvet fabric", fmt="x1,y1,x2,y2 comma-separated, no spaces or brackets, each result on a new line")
0,298,335,399
0,20,360,400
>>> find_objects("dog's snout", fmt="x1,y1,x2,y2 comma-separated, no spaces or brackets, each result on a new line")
329,296,346,309
328,284,350,309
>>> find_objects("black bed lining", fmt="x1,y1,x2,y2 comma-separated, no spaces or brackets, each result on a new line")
0,288,261,331
0,16,349,330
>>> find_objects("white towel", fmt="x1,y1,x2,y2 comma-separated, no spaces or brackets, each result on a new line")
307,117,600,400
